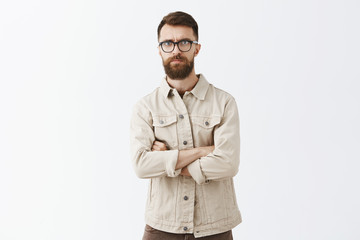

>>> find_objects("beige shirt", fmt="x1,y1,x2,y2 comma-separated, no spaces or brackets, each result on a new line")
130,74,241,238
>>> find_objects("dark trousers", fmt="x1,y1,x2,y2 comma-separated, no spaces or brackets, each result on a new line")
142,225,233,240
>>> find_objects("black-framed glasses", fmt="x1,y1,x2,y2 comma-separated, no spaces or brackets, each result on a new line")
159,40,198,53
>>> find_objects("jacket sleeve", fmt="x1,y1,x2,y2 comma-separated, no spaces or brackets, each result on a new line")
130,100,181,178
187,97,240,184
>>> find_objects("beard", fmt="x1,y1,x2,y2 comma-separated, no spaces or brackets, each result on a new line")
162,54,194,80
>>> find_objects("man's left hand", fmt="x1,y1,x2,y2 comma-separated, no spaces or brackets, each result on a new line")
180,167,191,177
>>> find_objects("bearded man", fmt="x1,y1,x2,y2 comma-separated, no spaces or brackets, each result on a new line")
130,11,242,240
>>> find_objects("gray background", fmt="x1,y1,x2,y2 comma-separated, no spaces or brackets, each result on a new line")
1,0,359,239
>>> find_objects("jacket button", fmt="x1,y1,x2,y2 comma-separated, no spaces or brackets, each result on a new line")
183,227,188,231
205,121,209,126
159,120,164,124
183,141,187,145
179,114,184,119
184,196,188,200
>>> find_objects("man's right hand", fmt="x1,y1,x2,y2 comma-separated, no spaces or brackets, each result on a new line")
152,140,168,151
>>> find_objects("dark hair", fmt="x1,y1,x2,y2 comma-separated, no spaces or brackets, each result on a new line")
157,11,199,41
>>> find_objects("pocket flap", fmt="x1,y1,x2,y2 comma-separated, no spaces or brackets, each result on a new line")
191,116,221,128
153,115,177,127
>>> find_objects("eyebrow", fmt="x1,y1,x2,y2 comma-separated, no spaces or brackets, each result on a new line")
161,38,194,42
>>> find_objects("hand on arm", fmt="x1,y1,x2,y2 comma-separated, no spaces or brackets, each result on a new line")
131,104,180,179
152,141,168,151
180,166,191,177
151,141,214,176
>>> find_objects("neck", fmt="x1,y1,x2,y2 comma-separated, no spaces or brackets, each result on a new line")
166,71,199,95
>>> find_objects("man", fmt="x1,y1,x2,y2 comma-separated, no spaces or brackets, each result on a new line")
130,11,241,239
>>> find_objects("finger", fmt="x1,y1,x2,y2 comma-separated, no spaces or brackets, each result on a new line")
159,143,167,149
154,142,167,151
154,141,165,147
152,145,160,151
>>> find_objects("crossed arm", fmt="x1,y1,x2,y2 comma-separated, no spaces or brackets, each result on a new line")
152,141,214,177
131,97,240,183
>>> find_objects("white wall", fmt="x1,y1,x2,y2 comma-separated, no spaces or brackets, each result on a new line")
1,0,359,239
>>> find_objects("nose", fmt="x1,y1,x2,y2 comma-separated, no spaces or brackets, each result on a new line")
172,43,181,54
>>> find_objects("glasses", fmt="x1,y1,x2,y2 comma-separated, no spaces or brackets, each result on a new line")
159,40,198,53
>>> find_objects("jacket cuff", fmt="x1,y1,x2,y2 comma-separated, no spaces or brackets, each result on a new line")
187,159,206,184
165,150,181,177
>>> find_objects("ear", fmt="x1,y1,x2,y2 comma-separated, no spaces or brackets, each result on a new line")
194,43,201,57
158,46,162,56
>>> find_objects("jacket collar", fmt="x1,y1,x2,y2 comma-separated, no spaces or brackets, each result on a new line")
160,74,210,100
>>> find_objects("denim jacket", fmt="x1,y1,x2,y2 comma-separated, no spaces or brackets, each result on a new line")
130,74,242,238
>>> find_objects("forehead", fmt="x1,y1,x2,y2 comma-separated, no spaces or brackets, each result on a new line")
159,24,196,41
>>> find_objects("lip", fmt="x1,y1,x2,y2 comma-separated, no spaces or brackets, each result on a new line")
171,59,182,63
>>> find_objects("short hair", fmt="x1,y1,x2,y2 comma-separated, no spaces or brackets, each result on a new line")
157,11,199,41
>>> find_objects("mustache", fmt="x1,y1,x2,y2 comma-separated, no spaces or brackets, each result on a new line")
164,54,187,65
171,55,184,61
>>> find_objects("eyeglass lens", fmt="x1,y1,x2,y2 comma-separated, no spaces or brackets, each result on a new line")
161,41,192,52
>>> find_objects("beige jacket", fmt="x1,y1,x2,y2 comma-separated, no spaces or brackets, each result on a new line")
130,74,242,238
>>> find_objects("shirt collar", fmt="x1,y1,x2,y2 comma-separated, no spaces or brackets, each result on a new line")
190,74,209,100
160,74,210,100
160,76,173,98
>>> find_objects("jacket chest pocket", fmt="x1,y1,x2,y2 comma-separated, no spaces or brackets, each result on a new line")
190,116,221,147
152,115,178,148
